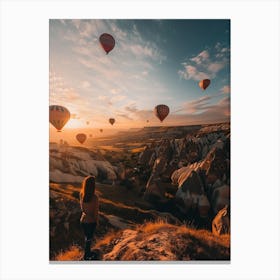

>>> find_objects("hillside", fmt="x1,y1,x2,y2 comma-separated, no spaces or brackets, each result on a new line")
50,122,230,261
55,221,230,261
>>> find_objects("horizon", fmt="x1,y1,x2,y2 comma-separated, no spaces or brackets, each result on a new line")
50,120,230,144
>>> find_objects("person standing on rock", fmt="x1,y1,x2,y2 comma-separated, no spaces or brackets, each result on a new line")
80,176,99,260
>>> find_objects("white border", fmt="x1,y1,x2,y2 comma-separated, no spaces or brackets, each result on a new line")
1,0,279,279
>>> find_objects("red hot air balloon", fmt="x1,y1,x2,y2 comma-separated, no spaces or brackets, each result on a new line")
199,79,211,90
154,104,170,122
49,105,70,132
99,33,115,54
76,133,87,144
109,118,115,125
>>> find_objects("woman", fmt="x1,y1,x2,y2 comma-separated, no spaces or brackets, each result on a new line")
80,176,99,260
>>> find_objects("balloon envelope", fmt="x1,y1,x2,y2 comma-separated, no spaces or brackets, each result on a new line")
109,118,115,125
154,104,170,122
76,133,87,144
99,33,115,54
49,105,70,132
199,79,211,90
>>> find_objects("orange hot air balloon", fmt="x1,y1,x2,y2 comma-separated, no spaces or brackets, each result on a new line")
109,118,115,125
154,104,170,122
199,79,211,90
49,105,70,132
99,33,115,54
76,133,87,144
100,129,103,133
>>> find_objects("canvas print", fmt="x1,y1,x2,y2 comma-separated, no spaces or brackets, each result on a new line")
49,19,230,261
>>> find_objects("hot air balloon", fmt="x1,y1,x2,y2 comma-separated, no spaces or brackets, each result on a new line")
146,120,149,123
199,79,211,90
109,118,115,125
154,104,170,122
49,105,70,132
76,133,87,144
86,121,90,125
99,33,115,54
89,134,92,138
100,129,103,133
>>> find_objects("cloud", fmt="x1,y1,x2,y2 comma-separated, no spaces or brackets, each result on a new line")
178,43,229,81
190,50,209,64
174,95,212,114
98,94,126,105
81,81,91,89
220,85,230,94
178,65,209,81
207,62,225,73
49,71,98,120
168,96,230,125
125,105,138,113
98,95,107,101
111,95,126,103
66,19,165,64
49,71,81,104
116,113,134,121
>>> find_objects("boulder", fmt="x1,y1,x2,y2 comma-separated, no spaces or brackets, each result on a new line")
152,157,167,176
198,194,210,218
49,145,117,183
144,177,165,203
174,170,205,214
139,147,154,166
212,205,230,235
212,185,230,214
179,170,204,195
201,147,229,185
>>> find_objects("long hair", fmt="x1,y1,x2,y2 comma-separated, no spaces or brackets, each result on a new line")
80,176,96,203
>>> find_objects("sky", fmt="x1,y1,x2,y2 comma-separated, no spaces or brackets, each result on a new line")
50,19,230,140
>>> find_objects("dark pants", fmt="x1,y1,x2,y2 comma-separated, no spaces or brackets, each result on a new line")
81,222,97,259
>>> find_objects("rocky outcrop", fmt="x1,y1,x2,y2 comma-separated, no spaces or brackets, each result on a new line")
50,186,182,258
212,205,230,236
50,144,117,183
99,222,230,261
139,123,230,222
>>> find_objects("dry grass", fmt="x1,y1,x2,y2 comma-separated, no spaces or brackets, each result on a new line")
139,219,174,233
95,230,117,248
54,221,230,261
130,147,146,153
55,245,83,261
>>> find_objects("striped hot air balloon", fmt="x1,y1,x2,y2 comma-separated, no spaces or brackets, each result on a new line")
154,104,170,122
199,79,211,90
49,105,70,132
99,33,115,54
76,133,87,144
